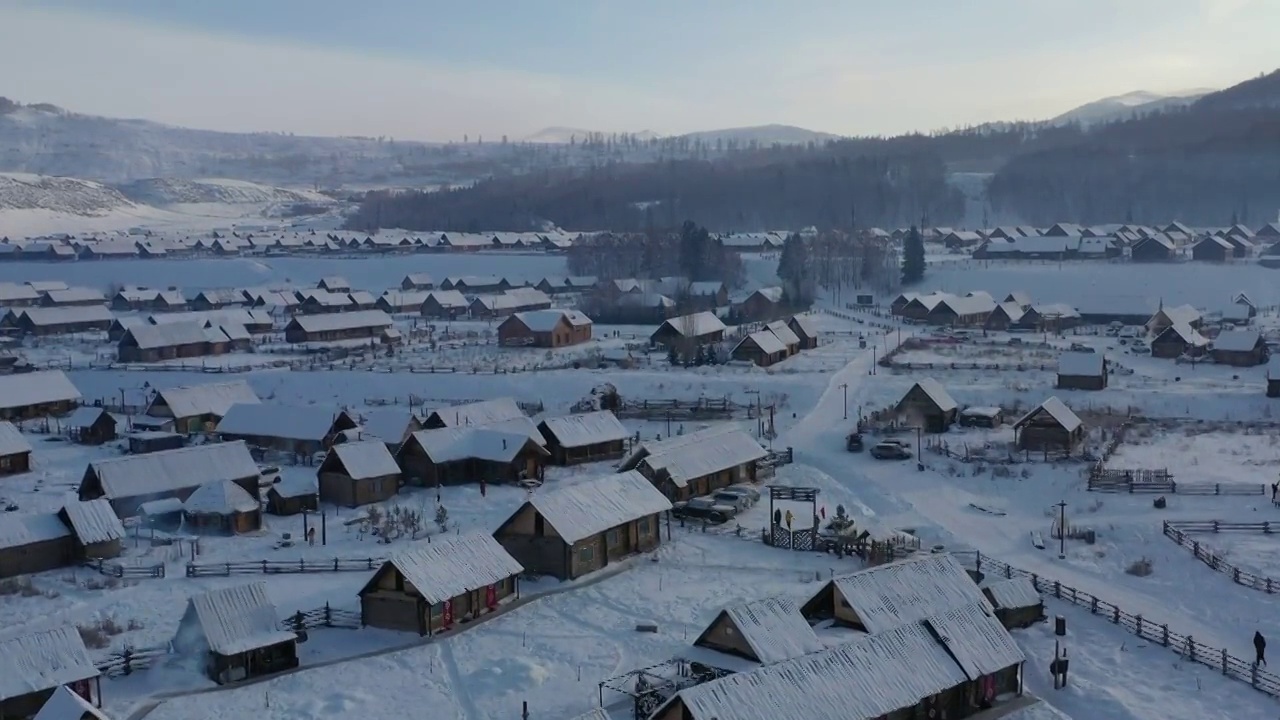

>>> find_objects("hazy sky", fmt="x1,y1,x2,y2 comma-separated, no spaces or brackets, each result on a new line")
2,0,1276,142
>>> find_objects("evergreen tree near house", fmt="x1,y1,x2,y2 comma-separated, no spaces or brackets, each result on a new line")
668,346,680,366
695,345,707,366
901,226,925,285
777,233,813,305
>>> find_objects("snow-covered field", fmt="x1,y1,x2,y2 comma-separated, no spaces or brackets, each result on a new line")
5,250,1280,720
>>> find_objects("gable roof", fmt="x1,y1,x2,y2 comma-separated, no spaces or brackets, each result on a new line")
0,421,32,456
904,378,957,413
0,512,72,550
1057,351,1105,376
764,320,800,347
403,426,546,465
425,397,524,428
0,627,98,701
518,470,672,544
983,577,1042,610
33,685,111,720
184,480,259,514
507,309,592,332
287,310,392,334
363,534,523,605
618,424,740,471
149,380,259,419
1154,321,1209,348
351,408,418,444
61,499,125,545
696,597,825,665
1212,329,1263,352
1013,396,1083,433
325,440,401,479
735,329,787,357
923,602,1025,680
423,289,469,308
655,312,726,339
122,321,227,350
821,554,990,634
216,403,340,442
786,314,819,339
85,441,260,500
185,582,295,656
63,406,111,431
638,430,768,488
538,411,628,449
0,370,81,412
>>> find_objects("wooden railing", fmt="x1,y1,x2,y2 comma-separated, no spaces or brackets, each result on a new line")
1163,521,1280,595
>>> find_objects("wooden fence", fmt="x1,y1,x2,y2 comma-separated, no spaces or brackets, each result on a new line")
1088,478,1265,496
186,557,385,577
83,558,166,579
96,645,170,677
954,551,1280,698
1163,521,1280,595
281,603,364,631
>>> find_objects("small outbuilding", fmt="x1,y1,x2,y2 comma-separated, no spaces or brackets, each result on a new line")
0,627,100,720
183,480,263,535
1211,330,1268,367
692,597,824,665
126,431,185,455
958,407,1003,428
0,370,82,421
33,684,112,720
0,420,33,476
1056,352,1108,391
64,407,118,445
895,378,958,433
1151,322,1209,359
731,329,788,367
497,310,593,348
358,533,524,635
266,475,319,516
174,582,299,684
982,577,1045,630
537,411,629,465
317,440,402,508
1013,397,1085,453
786,315,820,350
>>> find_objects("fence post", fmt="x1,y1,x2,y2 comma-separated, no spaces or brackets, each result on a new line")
1222,648,1228,675
1233,567,1240,584
1112,606,1119,624
1135,615,1143,638
325,602,332,627
1054,581,1061,599
1090,597,1097,615
1186,637,1195,663
1161,624,1169,647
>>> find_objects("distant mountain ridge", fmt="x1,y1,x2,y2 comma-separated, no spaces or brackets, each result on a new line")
523,123,841,146
1050,88,1215,127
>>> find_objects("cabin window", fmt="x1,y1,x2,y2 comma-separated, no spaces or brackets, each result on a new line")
0,456,9,470
579,546,594,563
637,517,651,535
606,529,621,547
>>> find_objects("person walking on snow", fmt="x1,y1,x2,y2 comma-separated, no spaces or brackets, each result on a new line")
1255,631,1267,667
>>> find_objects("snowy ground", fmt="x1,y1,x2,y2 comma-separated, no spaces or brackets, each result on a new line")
3,256,1280,719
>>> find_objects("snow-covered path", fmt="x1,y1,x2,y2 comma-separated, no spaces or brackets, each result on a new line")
779,313,1250,659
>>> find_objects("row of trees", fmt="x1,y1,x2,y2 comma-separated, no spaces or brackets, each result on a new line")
565,221,745,286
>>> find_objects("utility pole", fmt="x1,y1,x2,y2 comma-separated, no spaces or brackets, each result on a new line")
840,384,848,420
1056,501,1067,559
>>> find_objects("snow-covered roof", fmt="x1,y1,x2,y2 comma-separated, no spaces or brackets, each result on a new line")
524,470,672,544
619,424,741,470
426,397,524,428
150,380,259,419
0,512,71,550
63,406,110,430
641,430,768,487
405,426,544,465
26,280,68,292
0,421,32,456
655,312,726,339
424,289,469,308
993,301,1025,322
507,309,592,332
1196,235,1234,251
924,602,1025,679
749,287,784,303
1156,304,1202,326
18,306,114,328
287,310,393,333
184,480,259,514
149,309,272,329
326,440,401,479
86,441,260,500
353,408,418,444
1155,321,1209,347
825,554,990,634
378,290,431,310
139,498,185,515
1057,351,1104,376
1005,291,1033,306
959,406,1003,418
936,293,996,317
216,403,340,442
1212,330,1262,353
268,474,318,498
983,577,1042,610
1220,303,1252,321
0,626,98,701
42,287,105,304
764,320,799,347
318,276,350,290
122,321,226,349
186,582,295,656
787,314,819,339
1014,396,1083,433
33,684,111,720
371,534,523,605
705,597,825,664
61,499,125,545
663,620,967,720
402,273,434,286
539,411,628,449
908,378,958,413
0,370,82,413
736,329,787,356
0,282,41,303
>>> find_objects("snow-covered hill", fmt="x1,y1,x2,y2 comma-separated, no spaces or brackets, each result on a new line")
522,127,661,144
1050,89,1213,127
678,124,842,146
0,172,137,214
115,178,331,207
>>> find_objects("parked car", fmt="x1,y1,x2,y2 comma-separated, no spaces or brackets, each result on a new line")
847,432,864,452
870,440,913,460
1006,337,1023,346
671,497,735,524
1130,344,1151,355
711,491,751,514
720,484,761,506
1069,343,1094,353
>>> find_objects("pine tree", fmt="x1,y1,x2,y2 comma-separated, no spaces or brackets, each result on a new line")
694,345,707,366
706,344,719,365
901,226,925,285
667,346,680,366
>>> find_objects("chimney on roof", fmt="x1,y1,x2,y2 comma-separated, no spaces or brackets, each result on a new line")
502,438,507,450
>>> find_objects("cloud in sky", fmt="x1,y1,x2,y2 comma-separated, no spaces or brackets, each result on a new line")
1,2,1276,141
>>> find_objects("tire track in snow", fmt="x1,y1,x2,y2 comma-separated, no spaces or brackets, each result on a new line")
438,642,481,720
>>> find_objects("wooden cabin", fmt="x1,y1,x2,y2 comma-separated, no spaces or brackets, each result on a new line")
215,403,350,457
0,627,100,720
1210,330,1268,367
537,411,629,465
1013,397,1085,453
786,315,820,349
0,421,33,476
396,426,549,487
0,500,124,579
497,310,593,348
1151,323,1209,359
79,441,262,518
266,476,319,516
317,440,402,508
1056,352,1108,391
63,407,118,445
620,427,766,502
983,577,1045,630
283,310,393,344
692,597,824,665
895,379,958,433
0,370,81,421
144,380,260,434
182,480,263,535
359,534,523,635
650,312,726,350
493,470,671,580
731,329,788,367
174,583,298,684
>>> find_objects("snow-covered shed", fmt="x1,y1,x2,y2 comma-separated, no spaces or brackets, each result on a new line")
731,329,788,367
983,577,1045,629
283,309,393,343
0,626,100,719
183,480,262,535
0,370,81,421
786,314,820,349
536,410,629,465
397,424,549,490
33,684,111,720
316,440,402,508
62,406,117,445
800,554,989,633
215,403,351,456
421,397,525,429
1012,397,1085,453
359,533,524,635
692,597,825,666
650,311,727,348
265,474,319,516
79,440,261,517
1055,351,1108,391
343,408,421,451
493,470,672,580
174,582,298,684
59,499,126,558
619,425,767,501
0,420,33,475
1211,330,1268,367
895,378,958,433
145,380,260,434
